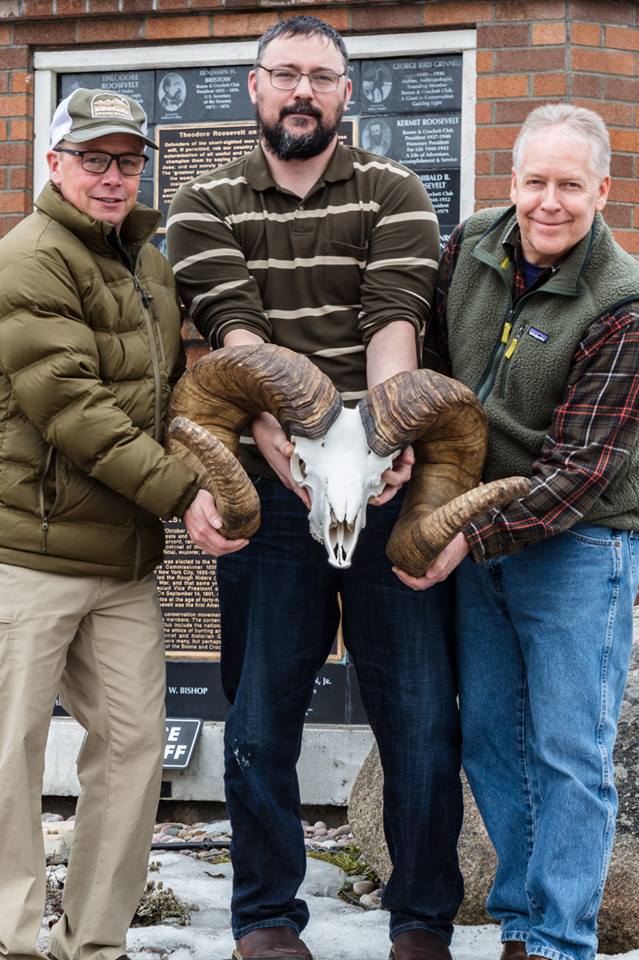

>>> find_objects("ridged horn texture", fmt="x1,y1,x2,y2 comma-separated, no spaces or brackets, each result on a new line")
387,475,531,576
168,344,343,539
358,370,531,576
168,417,261,540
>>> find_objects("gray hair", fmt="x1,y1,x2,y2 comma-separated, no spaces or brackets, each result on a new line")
512,103,610,179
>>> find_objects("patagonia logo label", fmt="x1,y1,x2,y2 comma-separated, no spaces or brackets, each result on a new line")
528,327,549,343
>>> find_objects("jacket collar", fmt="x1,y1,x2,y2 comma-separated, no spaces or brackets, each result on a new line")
35,180,161,257
471,204,602,299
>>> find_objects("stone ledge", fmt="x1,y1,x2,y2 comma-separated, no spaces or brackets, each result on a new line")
43,719,374,806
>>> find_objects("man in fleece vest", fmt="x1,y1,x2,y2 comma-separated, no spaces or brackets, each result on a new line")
404,104,639,960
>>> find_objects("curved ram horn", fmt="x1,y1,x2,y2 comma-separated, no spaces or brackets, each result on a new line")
168,344,343,539
168,417,261,540
386,474,531,576
358,370,531,577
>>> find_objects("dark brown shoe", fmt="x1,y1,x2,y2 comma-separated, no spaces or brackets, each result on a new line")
390,930,453,960
500,943,527,960
232,926,313,960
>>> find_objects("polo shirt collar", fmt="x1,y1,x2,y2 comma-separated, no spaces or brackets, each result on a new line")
322,142,355,183
244,141,355,193
245,144,277,191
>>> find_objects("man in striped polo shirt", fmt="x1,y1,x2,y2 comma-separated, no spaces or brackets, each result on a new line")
168,17,459,960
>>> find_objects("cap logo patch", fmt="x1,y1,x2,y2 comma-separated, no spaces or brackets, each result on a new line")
90,94,134,122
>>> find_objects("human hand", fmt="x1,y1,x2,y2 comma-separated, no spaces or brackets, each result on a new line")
369,445,415,507
251,412,311,508
393,532,470,590
183,489,249,557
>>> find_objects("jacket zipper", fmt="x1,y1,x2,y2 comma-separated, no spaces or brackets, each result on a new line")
477,306,533,402
133,515,143,581
134,276,166,370
476,306,516,403
503,317,529,361
39,445,58,553
133,273,162,581
475,271,555,403
133,274,163,443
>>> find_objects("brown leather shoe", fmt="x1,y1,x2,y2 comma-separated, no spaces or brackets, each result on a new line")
389,930,453,960
232,926,313,960
500,943,527,960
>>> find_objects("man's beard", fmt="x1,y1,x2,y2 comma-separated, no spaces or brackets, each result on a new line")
258,100,343,161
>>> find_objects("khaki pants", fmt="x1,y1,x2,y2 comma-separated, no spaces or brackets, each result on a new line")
0,564,167,960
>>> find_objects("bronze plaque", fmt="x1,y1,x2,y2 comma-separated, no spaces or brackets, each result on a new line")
156,520,220,660
156,519,344,663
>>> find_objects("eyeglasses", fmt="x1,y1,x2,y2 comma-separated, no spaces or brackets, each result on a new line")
53,147,149,177
256,65,345,93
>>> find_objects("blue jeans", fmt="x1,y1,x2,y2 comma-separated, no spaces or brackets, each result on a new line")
456,524,639,960
218,478,463,942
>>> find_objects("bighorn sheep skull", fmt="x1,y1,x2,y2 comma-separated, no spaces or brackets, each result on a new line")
290,406,396,568
167,344,529,576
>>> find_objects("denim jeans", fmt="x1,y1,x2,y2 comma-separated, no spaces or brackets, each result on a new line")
218,478,463,942
456,523,639,960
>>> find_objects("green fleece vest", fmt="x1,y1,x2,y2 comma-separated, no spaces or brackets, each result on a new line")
446,206,639,530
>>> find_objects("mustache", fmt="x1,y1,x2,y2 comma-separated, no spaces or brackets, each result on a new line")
279,101,323,121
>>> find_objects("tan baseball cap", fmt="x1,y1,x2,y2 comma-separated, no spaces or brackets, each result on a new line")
49,87,157,150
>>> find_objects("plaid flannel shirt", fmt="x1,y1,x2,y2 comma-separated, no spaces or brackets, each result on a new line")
426,221,639,562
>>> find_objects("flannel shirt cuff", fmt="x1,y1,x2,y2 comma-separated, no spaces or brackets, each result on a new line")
463,517,523,563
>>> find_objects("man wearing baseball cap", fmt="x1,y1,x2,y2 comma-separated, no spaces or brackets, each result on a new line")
0,88,222,960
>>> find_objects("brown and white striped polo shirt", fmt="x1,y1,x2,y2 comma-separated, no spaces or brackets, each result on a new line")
167,142,439,474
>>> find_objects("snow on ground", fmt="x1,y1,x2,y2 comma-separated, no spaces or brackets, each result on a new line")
126,854,639,960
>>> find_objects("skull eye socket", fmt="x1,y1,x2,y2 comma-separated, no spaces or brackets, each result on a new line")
297,457,307,478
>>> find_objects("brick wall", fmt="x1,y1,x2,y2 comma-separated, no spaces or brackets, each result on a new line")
1,0,638,249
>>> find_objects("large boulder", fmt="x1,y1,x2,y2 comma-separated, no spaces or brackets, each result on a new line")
615,617,639,836
597,833,639,955
347,743,391,885
347,745,493,926
349,621,639,953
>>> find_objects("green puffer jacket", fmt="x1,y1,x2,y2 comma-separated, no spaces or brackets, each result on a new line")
0,181,199,580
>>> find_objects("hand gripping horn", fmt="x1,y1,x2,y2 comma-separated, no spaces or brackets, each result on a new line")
167,344,343,539
359,369,530,576
168,345,530,571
